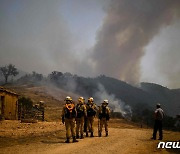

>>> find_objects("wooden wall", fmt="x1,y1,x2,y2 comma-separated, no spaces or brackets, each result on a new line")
0,91,18,120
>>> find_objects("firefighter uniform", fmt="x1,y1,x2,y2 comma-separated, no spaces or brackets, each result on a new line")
61,96,78,143
98,100,110,137
76,97,87,139
86,97,97,137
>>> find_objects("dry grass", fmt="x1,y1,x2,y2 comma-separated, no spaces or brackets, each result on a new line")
4,84,80,121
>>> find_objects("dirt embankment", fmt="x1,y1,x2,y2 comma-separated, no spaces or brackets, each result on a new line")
4,84,80,121
0,119,179,154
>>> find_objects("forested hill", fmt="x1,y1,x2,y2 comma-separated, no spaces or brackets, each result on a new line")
1,71,179,117
140,82,180,117
67,75,179,117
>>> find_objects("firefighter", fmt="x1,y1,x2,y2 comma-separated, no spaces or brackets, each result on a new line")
76,97,87,139
98,100,110,137
86,97,97,137
61,96,78,143
151,103,164,140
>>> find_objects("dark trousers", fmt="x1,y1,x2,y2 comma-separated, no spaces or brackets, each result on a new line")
84,117,87,132
153,120,163,139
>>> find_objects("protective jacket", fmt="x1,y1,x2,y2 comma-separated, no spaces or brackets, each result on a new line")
76,104,87,118
86,103,97,117
99,106,110,120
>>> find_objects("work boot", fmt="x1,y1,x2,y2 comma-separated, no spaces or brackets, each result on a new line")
65,138,70,143
86,132,88,137
73,136,78,142
76,135,79,139
80,134,84,139
106,131,108,137
90,132,94,137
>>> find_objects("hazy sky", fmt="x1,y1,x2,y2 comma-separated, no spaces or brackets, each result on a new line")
0,0,180,88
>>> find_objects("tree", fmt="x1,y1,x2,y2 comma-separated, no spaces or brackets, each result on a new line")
32,71,43,81
48,71,63,81
0,64,19,83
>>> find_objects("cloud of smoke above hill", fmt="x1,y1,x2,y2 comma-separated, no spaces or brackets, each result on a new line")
0,0,180,88
92,0,180,85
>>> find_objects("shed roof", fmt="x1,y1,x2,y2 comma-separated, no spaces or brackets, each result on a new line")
0,86,19,96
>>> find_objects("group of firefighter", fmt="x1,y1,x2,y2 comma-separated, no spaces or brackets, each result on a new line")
61,96,110,143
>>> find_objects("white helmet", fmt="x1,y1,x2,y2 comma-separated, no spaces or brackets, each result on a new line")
103,99,109,104
64,96,72,102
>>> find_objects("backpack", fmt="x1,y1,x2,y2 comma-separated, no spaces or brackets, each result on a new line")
101,106,107,118
99,106,110,120
87,104,96,117
76,104,84,118
64,103,76,118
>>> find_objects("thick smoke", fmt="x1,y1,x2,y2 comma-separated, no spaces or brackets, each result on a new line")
0,0,107,77
0,0,91,75
141,21,180,88
95,84,132,118
1,0,180,88
92,0,180,84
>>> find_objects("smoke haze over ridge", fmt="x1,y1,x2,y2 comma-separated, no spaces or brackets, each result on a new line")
92,0,180,85
0,0,180,88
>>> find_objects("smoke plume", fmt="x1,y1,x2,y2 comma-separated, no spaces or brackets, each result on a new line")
1,0,180,88
95,84,132,118
141,21,180,88
92,0,180,84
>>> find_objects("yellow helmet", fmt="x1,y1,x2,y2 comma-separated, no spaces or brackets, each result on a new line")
88,97,94,103
64,96,72,102
78,97,85,104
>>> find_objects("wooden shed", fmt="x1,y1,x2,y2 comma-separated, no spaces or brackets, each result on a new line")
0,87,18,120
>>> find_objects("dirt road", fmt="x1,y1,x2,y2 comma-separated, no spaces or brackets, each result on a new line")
0,120,179,154
44,128,160,154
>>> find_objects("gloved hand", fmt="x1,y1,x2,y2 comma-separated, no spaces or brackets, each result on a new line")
62,116,65,124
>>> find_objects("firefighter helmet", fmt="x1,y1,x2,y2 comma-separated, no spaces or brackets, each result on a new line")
88,97,94,103
78,97,85,103
103,99,109,104
64,96,72,102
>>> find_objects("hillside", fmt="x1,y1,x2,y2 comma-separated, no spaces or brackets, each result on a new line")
140,82,180,116
3,72,180,117
4,84,79,121
47,74,179,117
